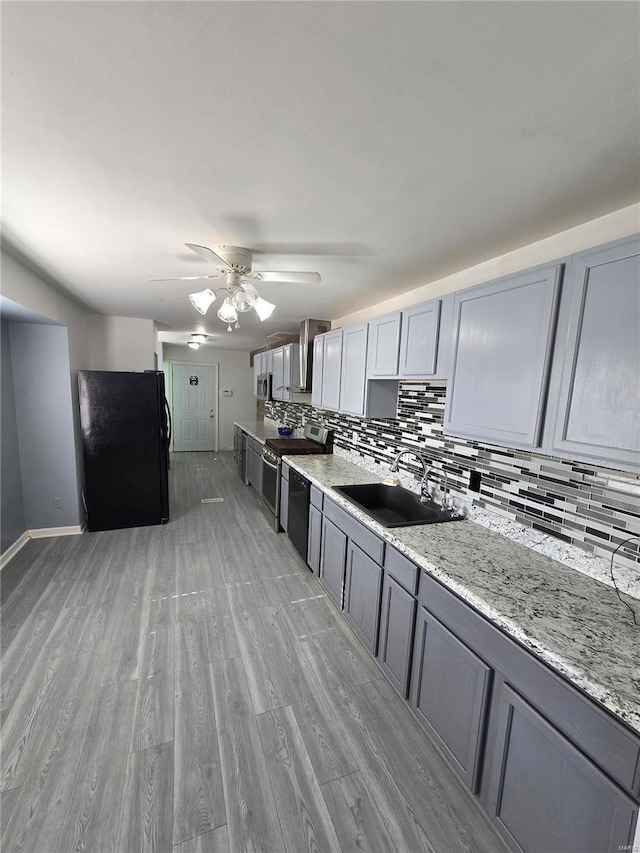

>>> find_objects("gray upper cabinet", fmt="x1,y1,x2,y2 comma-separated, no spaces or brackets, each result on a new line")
367,312,401,376
547,235,640,472
399,299,441,376
339,323,368,415
311,334,324,408
271,346,285,401
411,606,492,791
320,329,343,411
444,263,563,449
486,684,638,853
343,541,383,653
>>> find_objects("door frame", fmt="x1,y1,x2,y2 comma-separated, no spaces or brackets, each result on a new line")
166,361,219,452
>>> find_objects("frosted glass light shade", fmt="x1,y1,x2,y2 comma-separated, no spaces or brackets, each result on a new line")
187,341,200,349
191,333,208,343
217,296,238,324
189,289,216,315
232,285,257,312
254,296,276,321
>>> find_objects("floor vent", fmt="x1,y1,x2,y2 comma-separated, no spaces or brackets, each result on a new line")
201,497,224,504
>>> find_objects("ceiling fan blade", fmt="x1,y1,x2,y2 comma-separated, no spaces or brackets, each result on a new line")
248,242,371,257
185,243,233,271
250,271,321,284
148,274,223,281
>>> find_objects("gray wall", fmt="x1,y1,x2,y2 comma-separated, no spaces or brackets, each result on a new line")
1,321,26,551
10,323,80,529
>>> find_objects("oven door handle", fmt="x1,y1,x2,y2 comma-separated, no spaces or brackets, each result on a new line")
262,455,280,472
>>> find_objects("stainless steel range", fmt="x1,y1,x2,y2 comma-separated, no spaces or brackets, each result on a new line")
260,423,332,531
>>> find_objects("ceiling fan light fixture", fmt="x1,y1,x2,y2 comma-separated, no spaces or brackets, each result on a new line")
189,288,216,315
253,296,276,321
187,341,200,350
191,333,208,344
217,295,238,324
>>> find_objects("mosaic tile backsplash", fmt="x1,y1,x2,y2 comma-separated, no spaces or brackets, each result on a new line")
266,383,640,577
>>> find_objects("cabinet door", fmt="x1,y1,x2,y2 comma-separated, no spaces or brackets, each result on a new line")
311,335,324,407
321,329,343,411
410,607,491,791
377,574,416,698
399,300,441,376
246,447,261,492
344,542,383,653
320,516,347,607
265,349,274,374
279,472,289,532
367,312,401,376
272,347,284,401
549,236,640,471
444,264,562,449
253,352,263,396
339,323,368,415
307,504,322,575
487,684,638,853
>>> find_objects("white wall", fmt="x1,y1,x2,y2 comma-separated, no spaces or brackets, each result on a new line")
1,321,26,551
333,203,640,327
88,315,156,371
163,345,255,450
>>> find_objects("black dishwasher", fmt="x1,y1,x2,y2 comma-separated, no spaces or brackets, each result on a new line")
288,469,311,563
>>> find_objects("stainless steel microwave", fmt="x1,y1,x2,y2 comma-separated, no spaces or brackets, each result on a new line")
256,373,272,401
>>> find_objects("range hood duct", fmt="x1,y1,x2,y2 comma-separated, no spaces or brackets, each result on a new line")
297,319,330,392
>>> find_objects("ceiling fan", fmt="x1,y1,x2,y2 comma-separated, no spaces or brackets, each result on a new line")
150,243,321,332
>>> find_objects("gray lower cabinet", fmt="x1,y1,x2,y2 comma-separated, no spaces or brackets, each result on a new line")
410,606,492,791
307,504,322,575
487,683,638,853
343,541,383,653
547,234,640,472
377,574,416,698
444,263,563,450
320,516,347,606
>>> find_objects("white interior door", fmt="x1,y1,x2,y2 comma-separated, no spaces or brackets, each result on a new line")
171,363,215,451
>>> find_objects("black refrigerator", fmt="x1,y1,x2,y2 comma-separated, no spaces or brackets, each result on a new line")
78,370,170,532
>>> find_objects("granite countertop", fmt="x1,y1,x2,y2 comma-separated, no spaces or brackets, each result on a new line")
283,453,640,735
234,421,290,443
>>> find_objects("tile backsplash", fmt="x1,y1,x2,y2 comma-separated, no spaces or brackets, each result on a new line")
266,382,640,581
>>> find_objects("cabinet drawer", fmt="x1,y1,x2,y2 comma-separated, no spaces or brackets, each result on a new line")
418,568,640,797
248,436,263,454
384,546,418,594
324,497,385,564
310,485,324,510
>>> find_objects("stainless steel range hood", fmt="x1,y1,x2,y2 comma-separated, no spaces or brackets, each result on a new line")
297,319,330,392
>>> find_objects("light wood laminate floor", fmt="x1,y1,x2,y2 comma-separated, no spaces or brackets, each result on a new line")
0,452,508,853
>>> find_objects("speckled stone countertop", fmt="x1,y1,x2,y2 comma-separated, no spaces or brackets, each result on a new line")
283,453,640,735
234,421,286,443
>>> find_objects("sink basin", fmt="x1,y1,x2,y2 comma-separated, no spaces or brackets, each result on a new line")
333,483,464,528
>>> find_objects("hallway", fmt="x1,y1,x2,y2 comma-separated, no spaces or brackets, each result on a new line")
0,451,507,852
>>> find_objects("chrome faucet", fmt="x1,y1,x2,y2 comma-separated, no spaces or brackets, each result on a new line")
384,450,432,503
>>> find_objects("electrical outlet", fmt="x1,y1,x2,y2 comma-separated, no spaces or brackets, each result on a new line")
53,497,63,509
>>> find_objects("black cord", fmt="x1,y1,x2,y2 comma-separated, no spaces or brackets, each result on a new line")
609,535,640,627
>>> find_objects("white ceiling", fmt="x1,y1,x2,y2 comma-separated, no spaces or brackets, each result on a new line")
2,2,639,352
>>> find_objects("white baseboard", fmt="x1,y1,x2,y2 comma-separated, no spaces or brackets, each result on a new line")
0,531,30,570
29,524,85,539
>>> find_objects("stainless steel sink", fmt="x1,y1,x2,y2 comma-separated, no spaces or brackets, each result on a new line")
332,483,464,528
